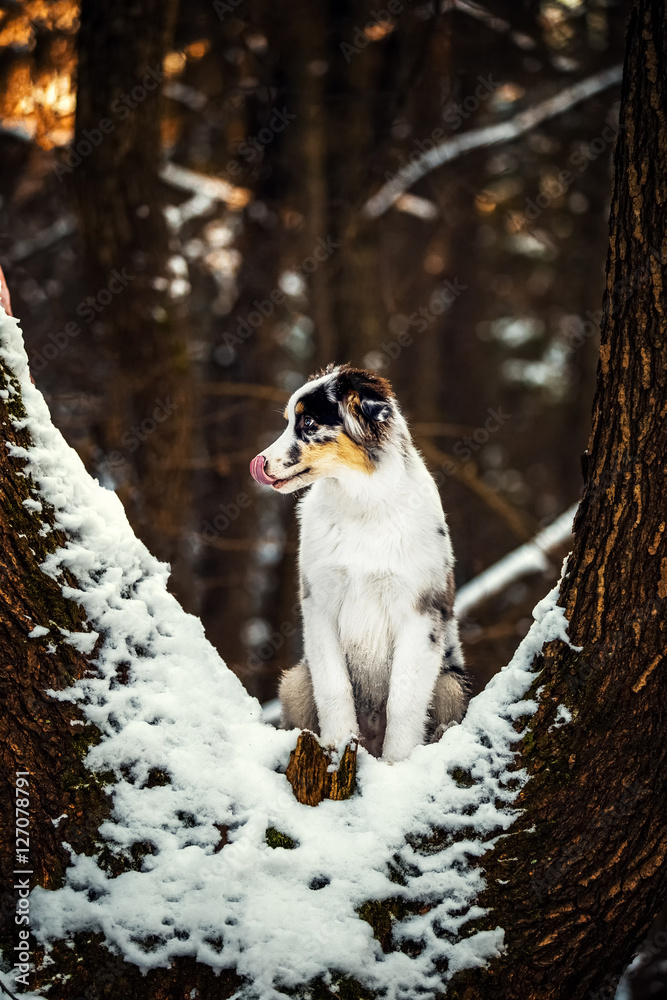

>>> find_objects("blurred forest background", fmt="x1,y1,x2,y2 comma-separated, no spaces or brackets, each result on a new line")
0,0,628,706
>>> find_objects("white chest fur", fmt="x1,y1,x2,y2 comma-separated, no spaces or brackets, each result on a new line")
297,452,455,712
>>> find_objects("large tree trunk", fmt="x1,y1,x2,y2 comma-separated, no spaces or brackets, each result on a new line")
0,275,109,942
0,276,241,998
0,1,665,997
446,1,667,996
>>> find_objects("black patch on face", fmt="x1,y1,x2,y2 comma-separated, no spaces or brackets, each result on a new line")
283,440,302,468
334,366,395,449
301,576,311,600
438,527,446,537
294,383,342,439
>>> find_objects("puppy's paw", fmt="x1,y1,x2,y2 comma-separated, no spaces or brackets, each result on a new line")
319,729,358,753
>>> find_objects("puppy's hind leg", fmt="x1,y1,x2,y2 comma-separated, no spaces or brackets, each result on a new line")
428,670,471,743
278,661,320,734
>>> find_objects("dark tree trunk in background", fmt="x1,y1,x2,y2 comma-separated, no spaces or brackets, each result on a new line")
73,0,194,598
274,0,439,367
448,2,667,996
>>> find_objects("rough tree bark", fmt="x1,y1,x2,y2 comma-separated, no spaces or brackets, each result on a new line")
0,272,111,946
446,1,667,996
0,0,665,997
286,732,357,806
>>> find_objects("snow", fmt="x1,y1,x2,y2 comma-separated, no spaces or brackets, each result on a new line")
262,697,282,725
0,969,45,1000
549,704,572,731
61,629,99,654
28,625,50,638
1,304,580,998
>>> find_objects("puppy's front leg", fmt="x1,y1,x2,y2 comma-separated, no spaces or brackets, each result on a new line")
303,600,358,747
382,614,444,762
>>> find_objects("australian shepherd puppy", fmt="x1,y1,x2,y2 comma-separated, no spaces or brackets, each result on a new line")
250,364,470,762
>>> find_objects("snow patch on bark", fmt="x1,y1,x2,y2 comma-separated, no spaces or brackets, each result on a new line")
1,306,577,998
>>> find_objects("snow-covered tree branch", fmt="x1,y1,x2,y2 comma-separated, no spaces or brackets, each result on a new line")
363,64,623,220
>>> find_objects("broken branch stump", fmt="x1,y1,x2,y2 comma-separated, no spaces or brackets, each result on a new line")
285,731,358,806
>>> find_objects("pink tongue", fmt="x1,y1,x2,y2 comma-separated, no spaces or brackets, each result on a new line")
250,455,276,485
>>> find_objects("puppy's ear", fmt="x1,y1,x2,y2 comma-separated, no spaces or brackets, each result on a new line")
361,398,391,422
334,366,394,442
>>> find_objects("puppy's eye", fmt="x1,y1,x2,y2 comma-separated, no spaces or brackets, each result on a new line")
303,416,316,429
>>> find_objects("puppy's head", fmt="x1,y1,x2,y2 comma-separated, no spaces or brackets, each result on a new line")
250,364,395,493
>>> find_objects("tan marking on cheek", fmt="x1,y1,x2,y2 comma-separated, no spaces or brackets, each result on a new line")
283,407,288,420
336,433,374,473
301,435,373,475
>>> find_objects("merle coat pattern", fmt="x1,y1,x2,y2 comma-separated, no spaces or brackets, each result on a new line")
250,364,470,762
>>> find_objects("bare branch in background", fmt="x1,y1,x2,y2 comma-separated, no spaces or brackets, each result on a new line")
196,536,297,553
3,216,76,264
160,161,251,211
363,63,623,219
456,503,576,616
442,0,537,51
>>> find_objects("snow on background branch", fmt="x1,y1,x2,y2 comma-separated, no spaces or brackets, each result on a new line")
455,504,577,617
363,64,623,219
1,305,580,997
